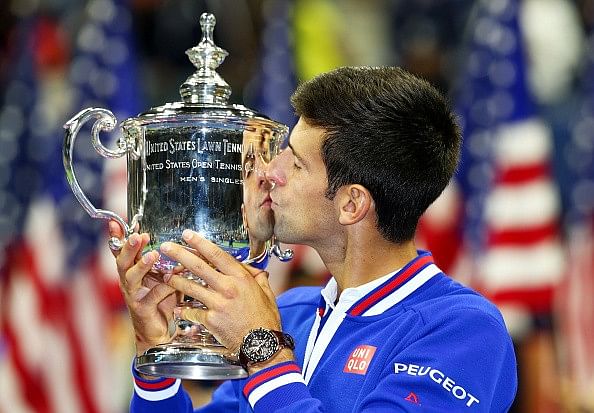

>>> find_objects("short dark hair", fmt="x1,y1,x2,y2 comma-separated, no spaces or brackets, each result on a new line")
291,66,461,243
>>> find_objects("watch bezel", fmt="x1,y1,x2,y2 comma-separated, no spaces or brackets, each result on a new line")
241,328,280,364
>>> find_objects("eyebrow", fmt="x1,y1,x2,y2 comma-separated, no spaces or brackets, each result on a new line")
288,141,306,165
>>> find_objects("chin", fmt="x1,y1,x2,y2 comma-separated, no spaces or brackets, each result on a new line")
271,225,293,244
252,222,274,241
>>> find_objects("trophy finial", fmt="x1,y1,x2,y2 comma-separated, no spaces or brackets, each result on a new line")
200,13,216,43
180,13,232,104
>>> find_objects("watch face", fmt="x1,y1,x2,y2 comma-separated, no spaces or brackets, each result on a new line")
241,328,279,363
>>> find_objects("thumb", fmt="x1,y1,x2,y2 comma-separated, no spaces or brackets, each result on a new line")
254,271,276,303
176,306,206,325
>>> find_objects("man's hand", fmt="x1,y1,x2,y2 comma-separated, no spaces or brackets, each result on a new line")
109,220,177,356
160,229,286,359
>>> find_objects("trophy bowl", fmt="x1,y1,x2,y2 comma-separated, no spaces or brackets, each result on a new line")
63,13,292,380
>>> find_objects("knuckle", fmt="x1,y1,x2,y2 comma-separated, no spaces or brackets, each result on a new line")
209,247,225,262
202,309,216,326
182,282,202,300
207,299,222,312
219,284,237,299
188,260,208,276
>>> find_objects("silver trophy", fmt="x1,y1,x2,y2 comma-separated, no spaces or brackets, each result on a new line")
63,13,293,380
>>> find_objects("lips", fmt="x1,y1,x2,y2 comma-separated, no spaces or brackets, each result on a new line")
268,194,279,210
260,195,273,208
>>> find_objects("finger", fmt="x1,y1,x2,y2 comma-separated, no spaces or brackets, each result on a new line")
139,282,176,308
244,262,267,277
123,250,160,295
253,271,276,303
164,273,218,308
158,293,179,323
116,233,143,276
160,242,227,290
134,285,152,301
177,306,207,326
180,230,246,276
109,220,124,239
135,233,151,262
108,221,124,258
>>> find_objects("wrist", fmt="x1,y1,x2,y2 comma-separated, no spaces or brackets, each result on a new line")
136,343,152,357
247,348,295,375
135,335,169,357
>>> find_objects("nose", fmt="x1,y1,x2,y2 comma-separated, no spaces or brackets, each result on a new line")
255,164,274,191
251,152,273,191
265,151,288,188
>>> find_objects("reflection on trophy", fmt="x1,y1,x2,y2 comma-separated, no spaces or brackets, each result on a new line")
241,123,276,261
63,13,292,380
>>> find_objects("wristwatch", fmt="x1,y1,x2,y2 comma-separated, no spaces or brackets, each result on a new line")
239,328,295,370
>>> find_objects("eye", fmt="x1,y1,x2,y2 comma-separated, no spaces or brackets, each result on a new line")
243,144,256,177
244,159,254,177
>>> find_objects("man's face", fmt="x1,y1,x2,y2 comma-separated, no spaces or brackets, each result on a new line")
242,126,275,243
266,117,339,246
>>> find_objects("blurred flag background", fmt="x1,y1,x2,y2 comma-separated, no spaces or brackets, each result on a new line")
1,0,593,412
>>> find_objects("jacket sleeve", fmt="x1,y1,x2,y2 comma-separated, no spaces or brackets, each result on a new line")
129,361,241,413
129,364,193,413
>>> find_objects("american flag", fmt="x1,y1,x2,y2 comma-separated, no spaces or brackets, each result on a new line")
452,0,564,333
555,26,594,407
0,0,139,411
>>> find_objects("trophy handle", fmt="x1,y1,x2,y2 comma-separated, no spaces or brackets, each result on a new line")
63,107,138,250
270,236,294,261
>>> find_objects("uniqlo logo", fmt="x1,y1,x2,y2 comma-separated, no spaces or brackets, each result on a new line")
343,345,377,375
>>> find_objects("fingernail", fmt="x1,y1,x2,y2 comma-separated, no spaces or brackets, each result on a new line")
160,242,172,253
142,252,153,264
129,234,138,247
182,229,193,241
163,272,173,283
109,221,118,234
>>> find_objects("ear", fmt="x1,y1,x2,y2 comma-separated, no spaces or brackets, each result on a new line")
337,184,372,225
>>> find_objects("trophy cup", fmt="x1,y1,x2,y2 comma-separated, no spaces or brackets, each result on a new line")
63,13,293,380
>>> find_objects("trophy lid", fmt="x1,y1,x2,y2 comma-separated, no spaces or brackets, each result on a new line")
179,13,231,105
125,12,285,134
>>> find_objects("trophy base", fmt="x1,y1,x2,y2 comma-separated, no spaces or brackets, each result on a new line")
135,343,247,380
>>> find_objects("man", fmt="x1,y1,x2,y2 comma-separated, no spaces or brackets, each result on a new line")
114,66,517,412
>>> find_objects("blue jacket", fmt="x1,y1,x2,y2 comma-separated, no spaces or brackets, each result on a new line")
130,252,517,412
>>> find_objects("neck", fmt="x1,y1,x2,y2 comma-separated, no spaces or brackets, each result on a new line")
315,230,418,297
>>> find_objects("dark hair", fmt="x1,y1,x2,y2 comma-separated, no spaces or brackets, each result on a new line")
291,66,461,243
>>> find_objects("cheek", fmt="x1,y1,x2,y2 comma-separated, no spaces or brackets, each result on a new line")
295,185,329,215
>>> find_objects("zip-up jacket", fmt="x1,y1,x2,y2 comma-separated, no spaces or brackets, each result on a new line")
130,251,517,412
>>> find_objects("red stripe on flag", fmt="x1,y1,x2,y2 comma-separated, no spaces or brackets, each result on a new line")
0,242,51,413
496,163,549,184
90,255,125,312
60,276,99,413
1,324,50,413
487,221,558,246
481,286,554,314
